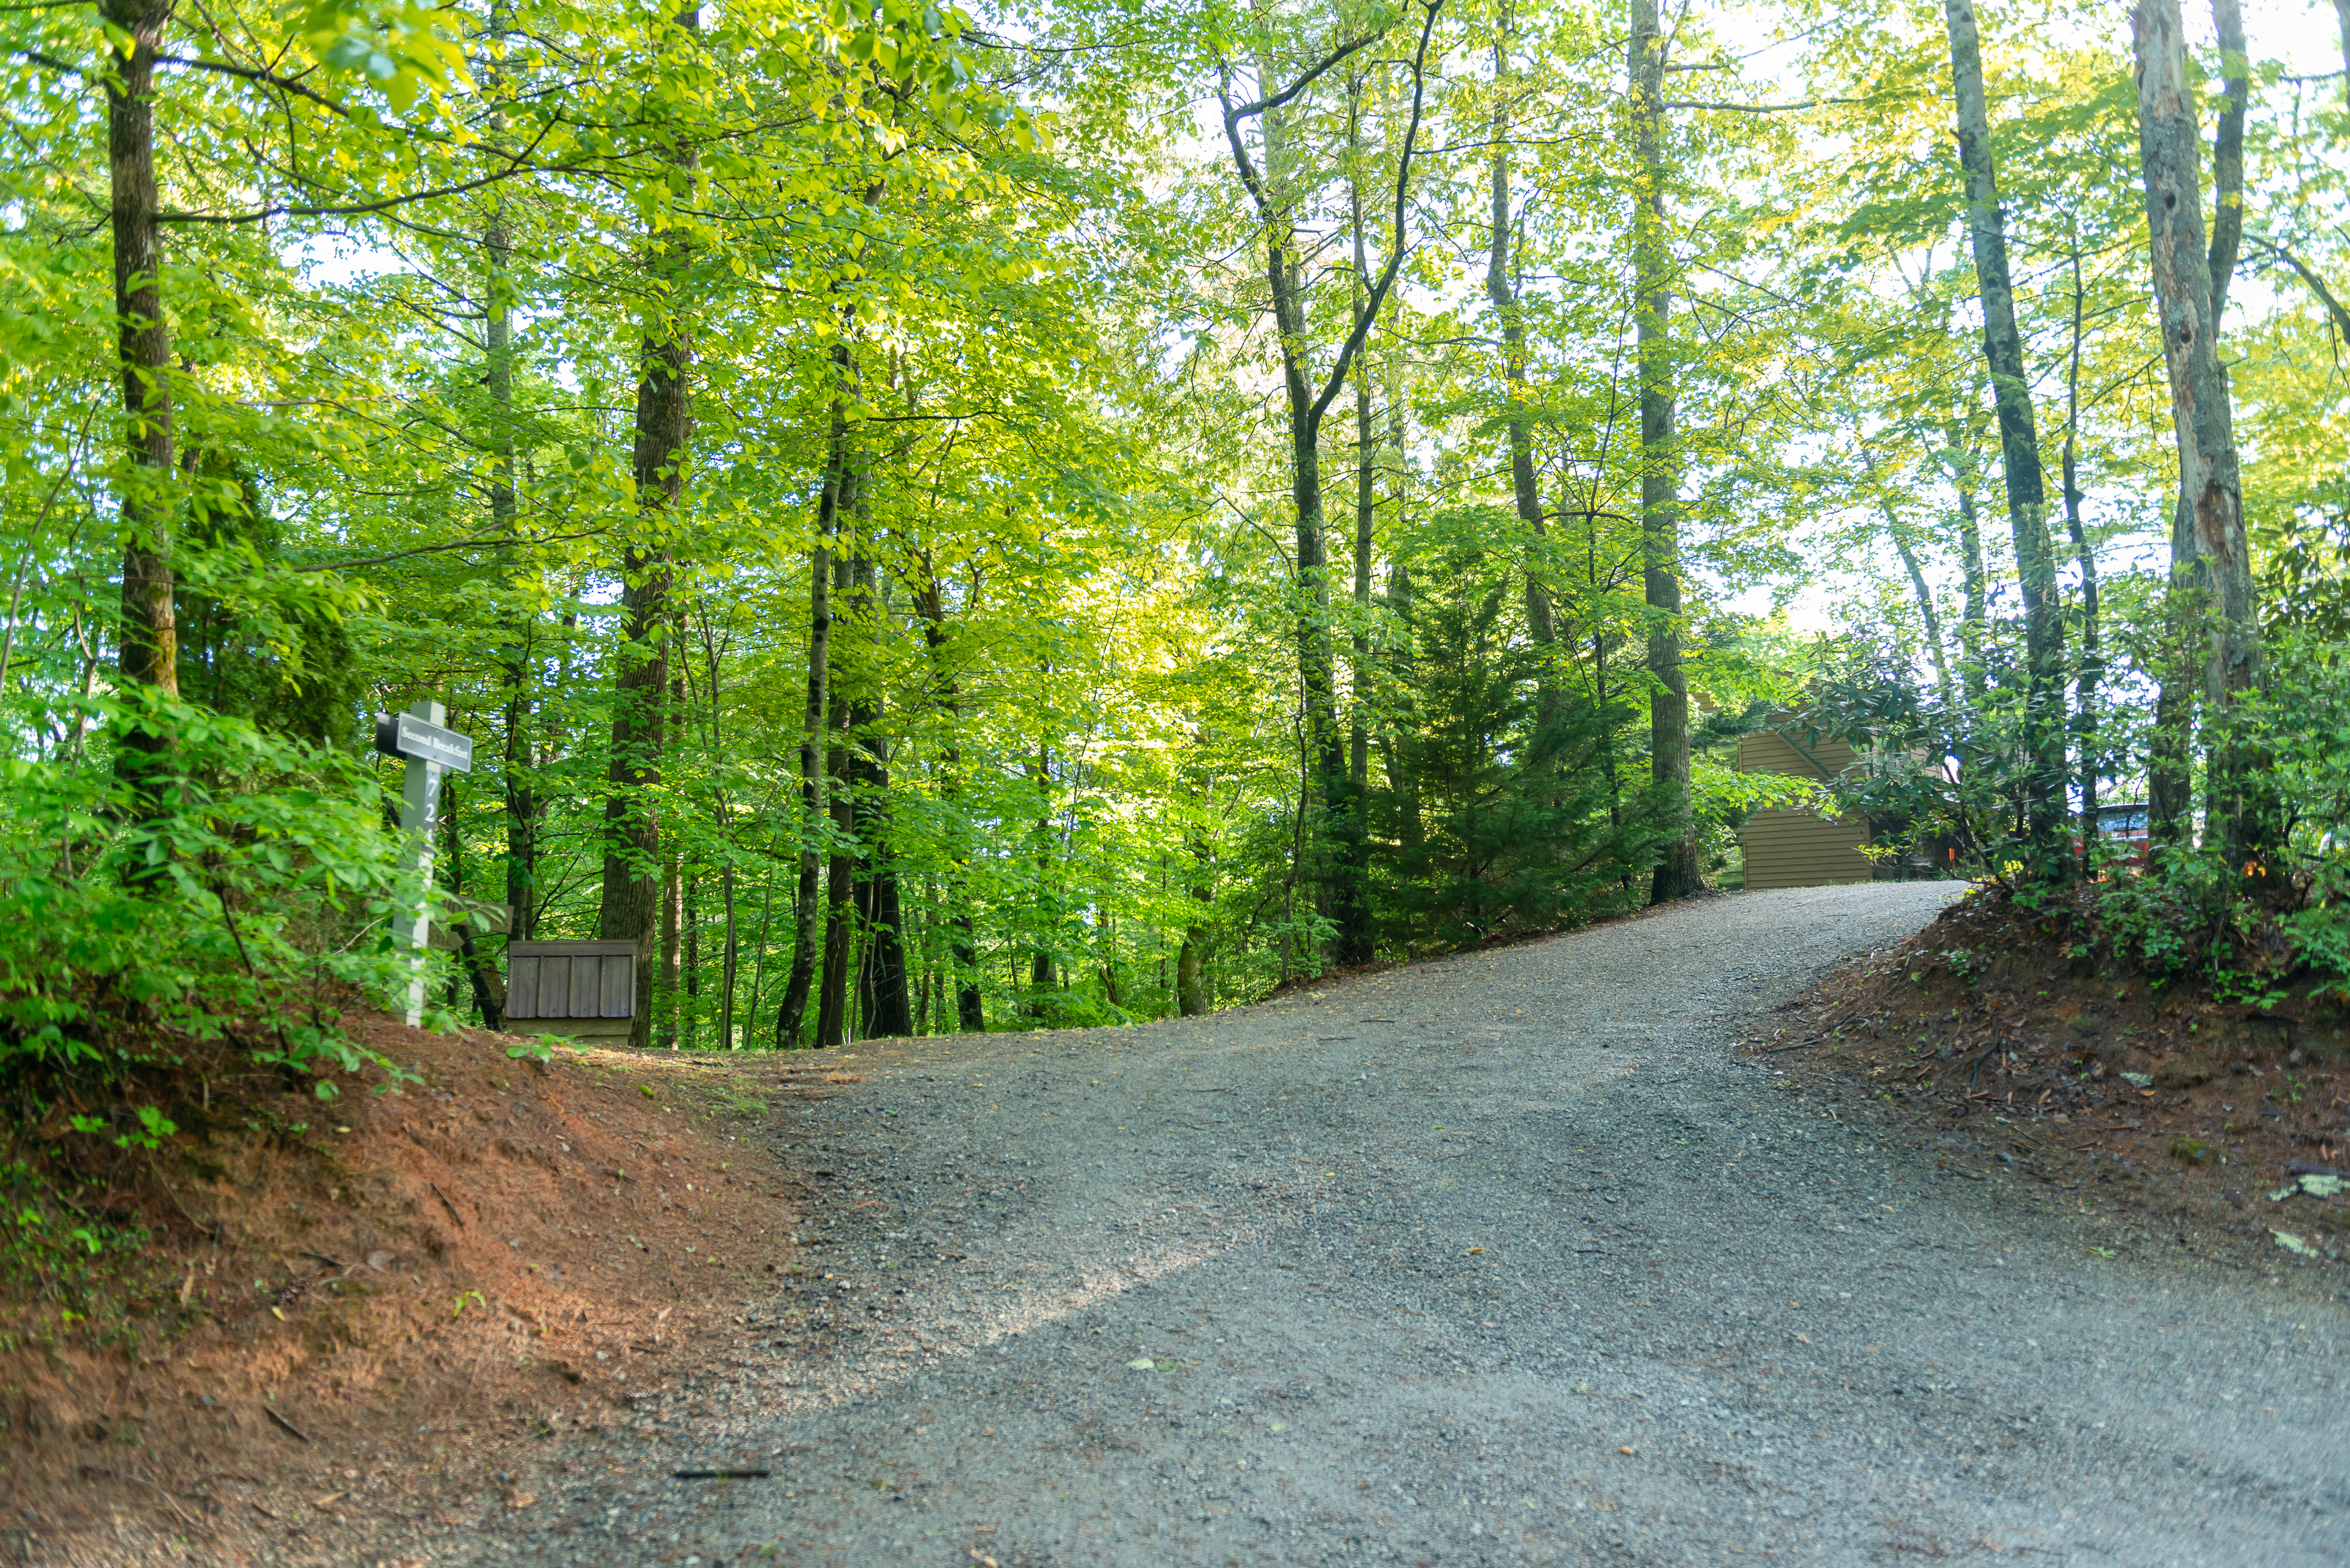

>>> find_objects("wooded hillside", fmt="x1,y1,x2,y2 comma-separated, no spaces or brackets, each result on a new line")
3,0,2347,1071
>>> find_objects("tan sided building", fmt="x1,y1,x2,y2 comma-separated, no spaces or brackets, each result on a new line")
1736,722,1877,889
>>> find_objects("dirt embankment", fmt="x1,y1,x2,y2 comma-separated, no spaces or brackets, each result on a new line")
1755,885,2350,1271
1,1012,853,1563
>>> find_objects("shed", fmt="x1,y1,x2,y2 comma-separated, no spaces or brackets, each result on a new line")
502,940,639,1043
1736,722,1877,889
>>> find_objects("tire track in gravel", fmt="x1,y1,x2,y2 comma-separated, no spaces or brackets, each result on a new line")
447,883,2347,1568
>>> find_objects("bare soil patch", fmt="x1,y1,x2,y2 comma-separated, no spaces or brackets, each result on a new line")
1751,884,2350,1273
0,1012,847,1564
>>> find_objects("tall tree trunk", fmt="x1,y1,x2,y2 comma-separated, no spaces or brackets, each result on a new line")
817,771,855,1048
774,369,845,1047
1933,418,1990,702
1632,0,1702,903
1027,743,1057,1003
1485,5,1562,738
1221,7,1438,971
103,0,179,819
1176,762,1214,1017
2062,246,2103,873
599,7,698,1046
2133,0,2260,867
916,599,986,1033
658,849,681,1049
1944,0,2067,879
484,3,535,952
2152,0,2251,841
851,720,913,1039
816,532,864,1049
745,863,773,1044
686,861,704,1048
717,861,736,1048
1327,72,1379,969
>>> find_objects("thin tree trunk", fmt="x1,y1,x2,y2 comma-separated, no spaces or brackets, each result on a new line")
1934,418,1990,701
2062,245,2103,873
718,861,737,1047
1485,5,1561,734
746,861,773,1044
1027,743,1056,1003
774,368,845,1047
851,726,912,1040
817,770,855,1048
1176,763,1213,1017
916,596,986,1033
103,0,180,820
1221,7,1439,970
1944,0,2067,879
659,850,681,1049
1872,488,1957,713
1329,72,1379,968
2133,0,2260,867
485,3,535,953
1632,0,1701,903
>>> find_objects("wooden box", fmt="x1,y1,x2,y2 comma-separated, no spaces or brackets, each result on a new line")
503,940,637,1042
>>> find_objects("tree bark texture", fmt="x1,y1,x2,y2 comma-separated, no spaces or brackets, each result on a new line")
103,0,181,817
598,342,685,1048
2132,0,2260,865
2150,0,2251,839
1944,0,2068,878
598,15,697,1048
1631,0,1702,903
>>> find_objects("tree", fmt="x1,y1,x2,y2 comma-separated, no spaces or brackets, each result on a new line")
2131,0,2259,868
100,0,181,825
1630,0,1701,903
1941,0,2066,880
1215,0,1442,971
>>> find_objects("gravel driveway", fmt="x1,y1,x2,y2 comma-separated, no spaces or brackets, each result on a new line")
455,883,2346,1567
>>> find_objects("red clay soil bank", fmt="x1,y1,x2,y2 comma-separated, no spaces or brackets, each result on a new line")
1754,887,2349,1271
0,1011,853,1563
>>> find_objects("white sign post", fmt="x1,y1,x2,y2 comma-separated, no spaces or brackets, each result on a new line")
374,701,474,1027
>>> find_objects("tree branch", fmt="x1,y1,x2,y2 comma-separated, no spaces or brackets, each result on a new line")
1223,30,1386,121
2255,240,2350,346
158,54,349,116
289,522,614,573
1307,0,1444,432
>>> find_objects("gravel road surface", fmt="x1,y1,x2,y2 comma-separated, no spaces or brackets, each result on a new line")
451,883,2346,1567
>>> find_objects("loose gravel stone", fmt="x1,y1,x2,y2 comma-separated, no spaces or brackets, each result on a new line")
414,884,2345,1567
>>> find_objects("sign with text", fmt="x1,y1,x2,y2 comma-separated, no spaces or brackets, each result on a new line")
375,709,473,773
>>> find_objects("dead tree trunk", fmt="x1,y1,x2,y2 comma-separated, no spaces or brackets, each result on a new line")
2132,0,2261,867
